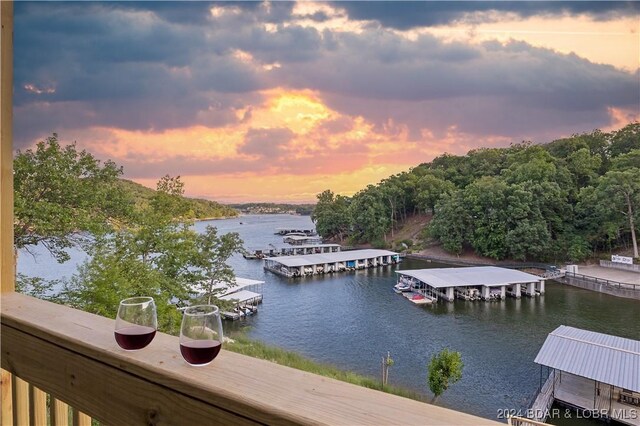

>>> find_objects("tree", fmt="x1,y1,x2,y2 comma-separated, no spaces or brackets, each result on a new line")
312,190,351,240
14,134,131,262
191,226,245,304
428,191,469,254
349,186,391,244
595,169,640,258
416,174,455,215
608,122,640,158
427,349,463,403
427,348,464,402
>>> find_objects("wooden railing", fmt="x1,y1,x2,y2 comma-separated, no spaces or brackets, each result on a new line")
1,292,500,425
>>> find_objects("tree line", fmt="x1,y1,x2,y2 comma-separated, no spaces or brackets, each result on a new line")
312,123,640,262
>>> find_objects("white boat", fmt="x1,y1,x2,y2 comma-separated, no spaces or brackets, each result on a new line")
394,282,412,293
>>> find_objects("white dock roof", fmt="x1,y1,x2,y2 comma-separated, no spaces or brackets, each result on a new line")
284,235,321,241
396,266,542,288
219,290,262,303
190,277,264,296
267,249,398,267
534,325,640,392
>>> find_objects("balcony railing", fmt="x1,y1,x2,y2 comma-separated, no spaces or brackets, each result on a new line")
1,292,501,425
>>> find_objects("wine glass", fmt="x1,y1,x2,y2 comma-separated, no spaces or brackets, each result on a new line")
114,297,157,350
180,305,223,366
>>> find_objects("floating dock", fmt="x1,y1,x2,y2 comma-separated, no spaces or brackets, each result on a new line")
275,227,316,236
283,235,323,245
189,277,265,321
264,249,400,277
531,326,640,425
396,266,545,302
244,244,341,259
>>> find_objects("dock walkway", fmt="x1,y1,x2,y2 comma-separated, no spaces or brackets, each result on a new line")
576,265,639,285
529,372,558,422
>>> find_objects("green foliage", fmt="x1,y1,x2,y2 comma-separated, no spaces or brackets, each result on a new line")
311,190,351,240
429,192,469,254
117,178,238,220
313,123,639,262
61,176,245,334
190,226,245,304
14,134,131,262
427,349,463,401
608,122,640,157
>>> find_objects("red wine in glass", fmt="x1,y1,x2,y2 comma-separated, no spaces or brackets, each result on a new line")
180,305,224,366
114,325,157,350
115,297,157,351
180,340,222,365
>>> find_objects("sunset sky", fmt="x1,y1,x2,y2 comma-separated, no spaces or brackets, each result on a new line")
13,1,640,203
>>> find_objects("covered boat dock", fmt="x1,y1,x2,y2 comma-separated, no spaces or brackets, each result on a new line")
283,235,323,245
396,266,545,302
264,249,400,277
188,277,265,321
275,227,316,236
531,325,639,425
244,244,340,259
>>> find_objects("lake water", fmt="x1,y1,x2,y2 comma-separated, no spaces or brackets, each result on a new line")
18,214,640,422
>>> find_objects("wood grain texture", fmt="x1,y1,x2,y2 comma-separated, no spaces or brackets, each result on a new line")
1,369,13,426
73,411,91,426
1,293,500,425
51,398,69,426
0,0,14,293
30,385,47,426
13,376,28,426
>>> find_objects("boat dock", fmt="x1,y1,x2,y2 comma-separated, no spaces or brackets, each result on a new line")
190,277,265,321
264,249,400,277
395,266,545,302
283,235,323,245
275,227,316,236
244,244,341,259
531,326,639,425
220,290,264,321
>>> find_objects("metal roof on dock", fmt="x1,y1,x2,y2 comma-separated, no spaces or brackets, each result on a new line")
190,277,264,296
284,235,322,241
219,290,262,303
267,249,398,267
396,266,542,288
534,325,640,392
249,243,339,250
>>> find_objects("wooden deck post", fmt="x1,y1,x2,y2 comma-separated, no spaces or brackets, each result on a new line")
1,369,13,426
51,399,70,426
13,376,29,426
0,0,14,293
30,385,47,426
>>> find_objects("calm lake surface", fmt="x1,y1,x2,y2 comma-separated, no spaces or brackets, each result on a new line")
18,214,640,422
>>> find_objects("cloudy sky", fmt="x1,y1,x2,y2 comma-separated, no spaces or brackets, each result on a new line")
14,1,640,202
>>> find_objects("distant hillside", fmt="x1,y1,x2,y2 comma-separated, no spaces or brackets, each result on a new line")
230,203,315,216
118,179,238,219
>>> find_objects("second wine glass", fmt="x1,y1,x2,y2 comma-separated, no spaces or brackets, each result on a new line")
180,305,223,366
114,296,157,350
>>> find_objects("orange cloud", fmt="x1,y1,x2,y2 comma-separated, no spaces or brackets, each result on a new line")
60,88,449,202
